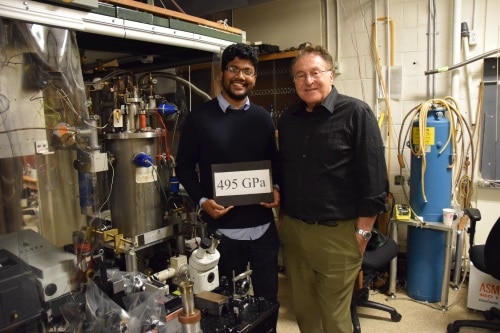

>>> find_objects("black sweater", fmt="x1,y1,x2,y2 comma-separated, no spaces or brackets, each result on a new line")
175,98,279,229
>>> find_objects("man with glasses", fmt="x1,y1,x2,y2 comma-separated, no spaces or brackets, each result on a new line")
176,43,281,329
278,45,388,333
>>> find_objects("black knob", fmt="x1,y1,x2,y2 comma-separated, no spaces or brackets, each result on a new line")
200,237,212,249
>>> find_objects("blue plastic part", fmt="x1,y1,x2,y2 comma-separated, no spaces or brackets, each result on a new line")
169,176,180,194
133,152,153,167
158,103,178,115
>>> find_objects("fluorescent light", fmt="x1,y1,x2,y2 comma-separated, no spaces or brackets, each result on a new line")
0,0,84,30
122,20,232,53
83,12,126,39
0,0,237,53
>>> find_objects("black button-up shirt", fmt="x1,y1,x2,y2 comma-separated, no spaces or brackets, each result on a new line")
278,86,388,221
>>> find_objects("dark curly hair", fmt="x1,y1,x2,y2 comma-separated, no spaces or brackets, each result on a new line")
221,43,259,72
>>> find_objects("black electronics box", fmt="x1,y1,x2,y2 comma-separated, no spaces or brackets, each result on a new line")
0,249,42,330
253,44,280,55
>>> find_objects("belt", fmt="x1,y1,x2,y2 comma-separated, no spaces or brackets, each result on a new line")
293,217,339,227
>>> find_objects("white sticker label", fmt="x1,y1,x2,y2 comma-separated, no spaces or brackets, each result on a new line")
135,166,157,183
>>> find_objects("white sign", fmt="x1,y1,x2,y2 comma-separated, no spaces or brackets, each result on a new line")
212,161,273,206
214,169,271,196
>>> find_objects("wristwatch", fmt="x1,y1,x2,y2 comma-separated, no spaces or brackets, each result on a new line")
356,228,372,241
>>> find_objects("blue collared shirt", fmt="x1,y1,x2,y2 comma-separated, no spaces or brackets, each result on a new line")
216,92,250,112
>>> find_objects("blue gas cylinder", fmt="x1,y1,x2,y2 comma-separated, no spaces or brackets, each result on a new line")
407,106,453,302
409,107,453,222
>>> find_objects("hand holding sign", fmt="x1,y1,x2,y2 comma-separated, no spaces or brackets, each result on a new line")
201,199,234,219
260,187,280,209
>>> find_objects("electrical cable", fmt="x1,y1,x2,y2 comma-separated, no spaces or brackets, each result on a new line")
154,110,171,162
56,87,108,128
0,126,52,135
97,154,114,216
146,159,170,204
86,70,137,87
169,0,186,13
348,0,369,101
170,112,181,152
137,72,211,102
395,104,420,214
371,16,395,177
425,48,500,75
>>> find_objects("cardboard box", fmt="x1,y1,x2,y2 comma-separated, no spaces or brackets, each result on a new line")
467,263,500,311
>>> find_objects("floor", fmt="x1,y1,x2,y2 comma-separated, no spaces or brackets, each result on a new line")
276,271,497,333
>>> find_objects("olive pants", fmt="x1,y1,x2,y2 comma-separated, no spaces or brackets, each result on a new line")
279,215,362,333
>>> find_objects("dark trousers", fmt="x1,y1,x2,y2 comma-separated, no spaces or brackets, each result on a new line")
215,223,280,302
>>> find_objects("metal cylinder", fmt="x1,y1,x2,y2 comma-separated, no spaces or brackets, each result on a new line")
407,107,451,302
126,87,142,131
125,250,137,272
105,131,164,238
178,280,202,333
178,281,196,316
453,230,464,287
176,234,186,255
87,115,101,150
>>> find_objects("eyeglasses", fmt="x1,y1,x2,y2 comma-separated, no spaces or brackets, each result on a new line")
225,66,255,77
293,70,331,83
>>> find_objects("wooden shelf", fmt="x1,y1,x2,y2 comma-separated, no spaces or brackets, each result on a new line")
177,50,299,71
175,50,300,115
258,50,299,61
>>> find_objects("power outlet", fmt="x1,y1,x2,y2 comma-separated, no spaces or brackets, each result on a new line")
394,175,405,185
35,140,49,154
469,30,478,46
334,61,341,75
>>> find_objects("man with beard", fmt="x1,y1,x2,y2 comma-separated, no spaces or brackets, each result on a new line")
175,43,281,327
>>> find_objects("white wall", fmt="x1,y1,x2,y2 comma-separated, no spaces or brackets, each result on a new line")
235,0,500,244
234,0,323,49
